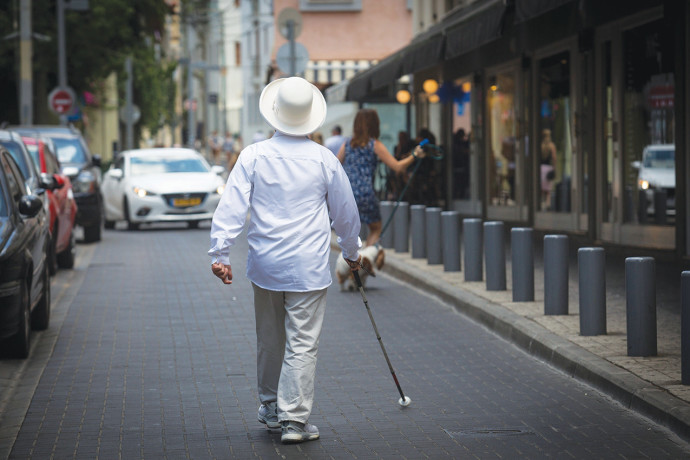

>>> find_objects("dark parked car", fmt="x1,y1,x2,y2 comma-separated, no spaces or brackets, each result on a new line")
0,147,51,359
13,125,103,242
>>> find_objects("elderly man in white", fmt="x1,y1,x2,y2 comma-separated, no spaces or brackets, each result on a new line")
209,77,362,444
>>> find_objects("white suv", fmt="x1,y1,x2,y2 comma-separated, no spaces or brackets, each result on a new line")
633,144,675,218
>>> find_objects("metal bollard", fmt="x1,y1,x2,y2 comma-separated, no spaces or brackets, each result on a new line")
463,218,483,281
511,228,534,301
578,247,606,336
380,201,395,249
682,272,690,384
441,211,461,272
393,202,410,253
426,207,442,264
625,257,657,357
544,235,569,315
484,221,506,291
410,205,426,259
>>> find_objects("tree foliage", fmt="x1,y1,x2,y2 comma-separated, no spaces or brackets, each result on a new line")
0,0,174,134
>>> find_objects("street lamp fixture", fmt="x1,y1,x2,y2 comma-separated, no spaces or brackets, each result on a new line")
396,89,411,104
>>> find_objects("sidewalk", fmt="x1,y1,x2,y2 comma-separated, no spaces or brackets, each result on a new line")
348,234,690,441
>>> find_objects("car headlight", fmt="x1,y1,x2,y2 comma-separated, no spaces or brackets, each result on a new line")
133,186,157,197
73,170,96,194
638,179,650,190
215,184,225,195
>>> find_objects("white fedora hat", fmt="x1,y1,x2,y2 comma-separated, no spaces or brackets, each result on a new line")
259,77,327,136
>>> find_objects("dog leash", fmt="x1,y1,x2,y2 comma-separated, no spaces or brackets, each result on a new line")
378,139,444,242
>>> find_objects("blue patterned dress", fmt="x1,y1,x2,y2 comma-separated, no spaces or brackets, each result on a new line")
342,139,381,224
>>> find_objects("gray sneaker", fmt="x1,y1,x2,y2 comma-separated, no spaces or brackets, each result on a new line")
281,421,320,444
257,402,280,429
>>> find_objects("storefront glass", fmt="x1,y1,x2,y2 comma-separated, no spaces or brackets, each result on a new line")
487,72,517,206
451,78,472,201
602,41,614,223
622,19,675,226
537,51,572,213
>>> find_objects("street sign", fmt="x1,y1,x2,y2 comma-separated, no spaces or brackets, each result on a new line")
48,86,76,115
277,8,302,39
276,42,309,75
119,104,141,124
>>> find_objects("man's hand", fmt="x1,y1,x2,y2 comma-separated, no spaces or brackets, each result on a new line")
212,262,233,284
344,255,362,272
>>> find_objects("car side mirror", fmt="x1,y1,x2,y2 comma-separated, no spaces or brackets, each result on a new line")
631,161,641,170
18,195,43,217
109,168,124,180
53,174,66,189
211,165,226,176
92,154,102,167
39,172,57,190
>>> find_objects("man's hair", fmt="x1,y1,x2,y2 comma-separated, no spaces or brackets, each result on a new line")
333,125,342,135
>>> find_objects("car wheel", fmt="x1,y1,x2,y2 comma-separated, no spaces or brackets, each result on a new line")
104,219,115,229
31,262,51,330
83,222,102,242
57,229,76,269
124,199,139,231
47,231,58,276
188,220,200,229
8,280,31,359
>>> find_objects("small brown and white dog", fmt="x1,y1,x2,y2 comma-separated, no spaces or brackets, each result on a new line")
335,245,385,291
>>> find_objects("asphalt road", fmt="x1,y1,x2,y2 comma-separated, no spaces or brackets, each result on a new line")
2,222,690,459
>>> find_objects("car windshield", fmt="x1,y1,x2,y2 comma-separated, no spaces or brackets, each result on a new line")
51,137,87,164
25,143,41,170
0,140,32,180
643,148,674,169
130,156,209,176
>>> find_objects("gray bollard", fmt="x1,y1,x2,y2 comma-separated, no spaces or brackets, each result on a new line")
484,221,506,291
625,257,657,357
380,201,395,249
464,218,483,281
682,272,690,384
511,228,534,301
393,202,410,253
578,247,606,336
410,205,426,259
544,235,569,315
426,207,442,264
441,211,461,272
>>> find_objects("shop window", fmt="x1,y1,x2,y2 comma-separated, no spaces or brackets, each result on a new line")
451,79,472,201
623,19,675,226
487,72,517,206
537,51,571,213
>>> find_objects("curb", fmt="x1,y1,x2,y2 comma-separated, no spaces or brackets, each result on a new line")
332,239,690,442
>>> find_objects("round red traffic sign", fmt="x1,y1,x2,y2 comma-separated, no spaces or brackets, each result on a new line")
48,87,76,115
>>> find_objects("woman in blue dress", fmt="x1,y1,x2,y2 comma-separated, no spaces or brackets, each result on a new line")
338,109,423,247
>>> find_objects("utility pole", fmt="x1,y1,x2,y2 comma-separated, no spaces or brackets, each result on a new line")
19,0,33,125
125,56,134,150
56,0,67,125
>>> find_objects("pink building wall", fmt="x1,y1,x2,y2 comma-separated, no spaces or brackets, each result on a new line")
272,0,412,61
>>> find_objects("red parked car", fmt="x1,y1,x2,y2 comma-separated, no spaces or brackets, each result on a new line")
22,136,77,272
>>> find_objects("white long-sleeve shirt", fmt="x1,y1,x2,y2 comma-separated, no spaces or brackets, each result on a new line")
208,131,361,292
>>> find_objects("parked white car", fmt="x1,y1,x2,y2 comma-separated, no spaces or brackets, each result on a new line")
632,144,675,217
102,148,226,230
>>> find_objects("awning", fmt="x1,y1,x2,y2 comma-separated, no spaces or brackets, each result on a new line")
444,0,506,60
515,0,574,23
346,0,506,101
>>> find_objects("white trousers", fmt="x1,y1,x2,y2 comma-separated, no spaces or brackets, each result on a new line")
252,283,327,424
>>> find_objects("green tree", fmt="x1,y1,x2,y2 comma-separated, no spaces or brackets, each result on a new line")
0,0,174,134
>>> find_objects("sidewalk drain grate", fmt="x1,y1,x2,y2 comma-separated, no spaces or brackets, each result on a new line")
444,428,534,439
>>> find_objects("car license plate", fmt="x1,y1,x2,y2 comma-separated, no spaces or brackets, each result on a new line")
172,197,201,207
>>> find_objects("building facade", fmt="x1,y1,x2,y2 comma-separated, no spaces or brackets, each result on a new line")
346,0,689,257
